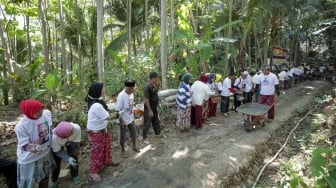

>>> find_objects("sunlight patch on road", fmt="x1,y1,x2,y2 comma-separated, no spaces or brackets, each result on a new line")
304,86,315,90
228,156,241,170
234,143,255,150
172,147,189,159
229,156,237,162
134,144,154,159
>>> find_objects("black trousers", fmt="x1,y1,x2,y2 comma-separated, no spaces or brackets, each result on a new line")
233,94,242,111
51,143,79,182
243,91,253,104
220,96,230,113
0,158,17,188
143,108,161,140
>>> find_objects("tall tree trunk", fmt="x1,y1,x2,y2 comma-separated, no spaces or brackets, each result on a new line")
224,0,233,75
58,0,66,83
97,0,104,82
75,0,83,89
160,0,168,89
39,0,49,74
127,0,132,71
0,18,17,104
25,1,32,65
170,0,175,55
145,0,149,52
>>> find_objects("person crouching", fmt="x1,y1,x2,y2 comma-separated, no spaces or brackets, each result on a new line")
51,121,82,187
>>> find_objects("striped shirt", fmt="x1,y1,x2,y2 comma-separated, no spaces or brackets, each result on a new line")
176,82,192,110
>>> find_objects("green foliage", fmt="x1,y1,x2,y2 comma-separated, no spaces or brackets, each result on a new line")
197,43,213,62
45,74,57,91
310,147,336,188
281,161,309,188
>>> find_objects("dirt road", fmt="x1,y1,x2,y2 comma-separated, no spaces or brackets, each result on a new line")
92,80,331,188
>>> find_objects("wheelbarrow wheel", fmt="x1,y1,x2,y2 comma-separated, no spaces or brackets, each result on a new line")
246,124,254,132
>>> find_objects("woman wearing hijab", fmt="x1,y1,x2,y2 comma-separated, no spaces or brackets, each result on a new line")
191,74,215,128
207,73,221,118
176,73,193,131
85,82,119,183
14,99,53,188
51,122,82,187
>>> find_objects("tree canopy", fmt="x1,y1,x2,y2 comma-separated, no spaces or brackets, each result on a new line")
0,0,335,106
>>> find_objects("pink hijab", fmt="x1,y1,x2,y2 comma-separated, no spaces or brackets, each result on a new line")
54,122,73,139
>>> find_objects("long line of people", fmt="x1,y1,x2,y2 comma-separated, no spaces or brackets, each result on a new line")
176,64,323,131
3,63,327,188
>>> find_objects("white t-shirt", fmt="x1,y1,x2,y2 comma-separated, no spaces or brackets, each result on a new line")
220,77,232,97
216,82,223,92
233,76,246,92
252,74,259,85
244,75,253,92
51,123,81,153
256,73,279,95
278,71,288,81
87,103,109,131
15,109,52,164
116,89,134,125
191,80,215,105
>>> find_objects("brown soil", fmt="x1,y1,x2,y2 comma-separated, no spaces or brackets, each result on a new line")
0,80,332,188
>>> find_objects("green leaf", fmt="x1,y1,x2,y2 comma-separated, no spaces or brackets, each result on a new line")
29,89,47,99
310,147,329,177
290,176,299,187
45,74,56,91
197,43,213,62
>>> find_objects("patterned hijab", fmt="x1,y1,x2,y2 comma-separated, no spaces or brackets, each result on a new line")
20,99,44,120
85,82,109,111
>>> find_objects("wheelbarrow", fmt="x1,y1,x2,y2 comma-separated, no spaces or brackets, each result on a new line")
236,103,271,132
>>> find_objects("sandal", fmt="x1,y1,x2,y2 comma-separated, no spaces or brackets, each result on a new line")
109,161,120,166
71,176,81,185
89,173,101,183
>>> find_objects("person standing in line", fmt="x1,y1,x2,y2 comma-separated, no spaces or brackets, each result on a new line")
253,70,262,102
176,73,193,132
116,79,140,159
278,68,289,90
207,73,221,117
243,71,253,104
219,72,236,116
255,65,280,122
86,82,119,183
201,74,210,122
191,74,215,128
14,99,53,188
287,66,294,88
233,71,247,111
142,72,161,144
0,158,18,188
51,122,82,187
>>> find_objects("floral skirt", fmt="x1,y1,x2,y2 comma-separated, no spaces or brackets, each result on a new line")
176,106,191,131
88,131,112,174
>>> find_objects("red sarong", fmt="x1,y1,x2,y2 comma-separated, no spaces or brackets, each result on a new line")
88,131,112,174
